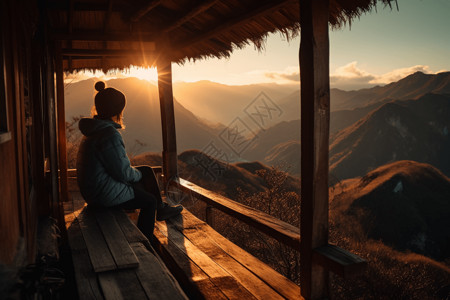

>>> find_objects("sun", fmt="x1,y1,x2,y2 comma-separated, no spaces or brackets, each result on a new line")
128,66,159,82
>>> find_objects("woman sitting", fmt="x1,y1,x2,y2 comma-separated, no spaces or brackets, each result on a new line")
76,81,182,240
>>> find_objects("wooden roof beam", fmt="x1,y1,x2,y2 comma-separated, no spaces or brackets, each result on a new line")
51,32,156,42
62,49,156,57
162,0,219,33
129,0,162,22
47,2,113,12
176,0,294,49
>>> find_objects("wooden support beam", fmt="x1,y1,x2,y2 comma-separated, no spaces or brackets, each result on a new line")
47,2,116,12
299,0,330,299
163,0,219,33
157,57,178,187
313,244,367,279
51,31,156,42
55,43,69,206
176,0,293,49
62,48,155,57
129,0,162,22
44,46,61,220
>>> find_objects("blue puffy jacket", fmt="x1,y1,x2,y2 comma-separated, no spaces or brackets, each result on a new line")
76,117,142,207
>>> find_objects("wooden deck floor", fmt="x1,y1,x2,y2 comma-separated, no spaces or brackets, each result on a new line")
64,180,301,299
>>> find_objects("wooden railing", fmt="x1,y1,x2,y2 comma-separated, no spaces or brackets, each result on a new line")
67,168,366,279
169,177,367,279
170,178,300,249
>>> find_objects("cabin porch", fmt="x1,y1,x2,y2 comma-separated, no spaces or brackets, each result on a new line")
0,0,395,299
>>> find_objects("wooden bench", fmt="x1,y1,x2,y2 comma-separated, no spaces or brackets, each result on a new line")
64,189,187,300
152,201,302,299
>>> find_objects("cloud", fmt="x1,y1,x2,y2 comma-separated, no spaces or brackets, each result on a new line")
369,65,433,84
329,61,446,90
260,62,447,90
263,66,300,83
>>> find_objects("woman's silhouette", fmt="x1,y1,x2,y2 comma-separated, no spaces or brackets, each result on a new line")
76,81,182,240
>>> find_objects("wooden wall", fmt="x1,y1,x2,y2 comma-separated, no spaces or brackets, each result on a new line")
0,0,24,265
0,0,52,266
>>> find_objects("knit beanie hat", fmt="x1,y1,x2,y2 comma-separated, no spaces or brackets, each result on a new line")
94,81,126,119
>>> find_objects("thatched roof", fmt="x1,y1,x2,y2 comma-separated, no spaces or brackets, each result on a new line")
44,0,397,72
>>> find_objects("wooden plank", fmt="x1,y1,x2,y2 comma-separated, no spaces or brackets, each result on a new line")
172,179,300,249
97,272,123,300
98,269,148,300
153,227,228,300
299,0,331,298
51,31,156,42
132,242,188,300
313,244,367,279
62,49,156,57
181,227,282,299
169,209,302,300
66,219,104,300
155,219,258,300
77,207,117,272
157,57,178,184
95,209,139,269
111,209,148,244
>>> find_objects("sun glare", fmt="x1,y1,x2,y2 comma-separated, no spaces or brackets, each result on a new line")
64,66,159,84
128,66,159,82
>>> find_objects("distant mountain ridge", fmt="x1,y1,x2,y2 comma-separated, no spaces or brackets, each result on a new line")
329,93,450,180
132,149,301,200
331,160,450,260
278,71,450,121
65,77,222,154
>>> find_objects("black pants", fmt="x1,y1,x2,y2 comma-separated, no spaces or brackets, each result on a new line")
114,166,163,240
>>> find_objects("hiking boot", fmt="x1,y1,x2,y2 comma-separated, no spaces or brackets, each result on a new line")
156,202,183,221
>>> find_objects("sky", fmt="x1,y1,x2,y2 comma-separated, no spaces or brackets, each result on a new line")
67,0,450,90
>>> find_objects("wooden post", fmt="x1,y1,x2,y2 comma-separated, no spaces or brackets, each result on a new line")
299,0,330,299
44,45,60,219
55,43,69,204
157,57,178,188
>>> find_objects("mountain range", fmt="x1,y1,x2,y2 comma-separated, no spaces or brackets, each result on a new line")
66,71,450,181
65,77,222,154
330,160,450,261
66,72,450,296
329,93,450,180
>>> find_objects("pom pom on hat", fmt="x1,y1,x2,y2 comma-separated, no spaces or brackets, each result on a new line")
94,81,126,119
95,81,106,92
